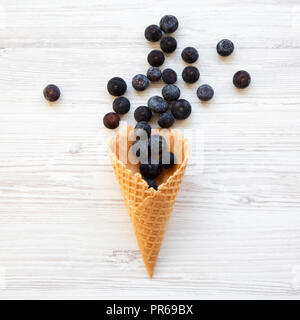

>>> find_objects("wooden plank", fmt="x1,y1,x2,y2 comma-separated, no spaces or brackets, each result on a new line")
0,0,300,299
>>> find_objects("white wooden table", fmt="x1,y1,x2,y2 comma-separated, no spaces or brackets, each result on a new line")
1,0,300,300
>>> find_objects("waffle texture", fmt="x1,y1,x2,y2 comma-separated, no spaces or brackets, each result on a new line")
108,127,189,277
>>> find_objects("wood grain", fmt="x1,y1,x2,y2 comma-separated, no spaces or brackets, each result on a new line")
1,0,300,299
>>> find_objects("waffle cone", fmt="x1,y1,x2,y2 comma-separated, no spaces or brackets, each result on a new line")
108,126,189,277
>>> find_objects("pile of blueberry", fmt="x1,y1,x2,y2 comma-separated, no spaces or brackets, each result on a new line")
103,14,251,131
41,16,251,190
42,15,251,191
104,15,250,189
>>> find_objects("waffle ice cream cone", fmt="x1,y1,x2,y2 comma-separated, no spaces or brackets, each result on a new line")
108,126,189,277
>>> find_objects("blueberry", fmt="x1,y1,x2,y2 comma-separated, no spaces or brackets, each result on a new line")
160,15,179,33
144,24,162,42
233,70,251,89
112,97,130,114
134,106,152,122
132,74,150,91
160,151,176,169
160,36,177,53
43,84,61,102
135,121,152,139
162,68,177,84
182,66,200,83
181,47,199,63
132,139,148,159
162,84,180,101
158,112,175,128
148,135,167,156
147,67,162,82
103,112,120,129
107,77,127,96
197,84,214,102
144,179,158,190
148,96,168,113
216,39,234,56
140,163,161,180
147,50,165,67
171,99,192,120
